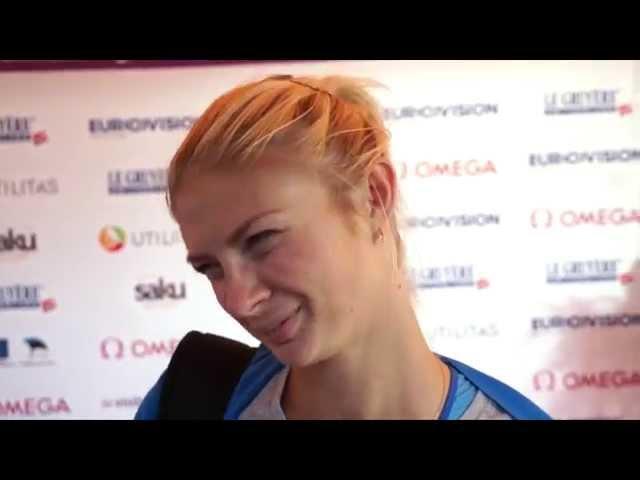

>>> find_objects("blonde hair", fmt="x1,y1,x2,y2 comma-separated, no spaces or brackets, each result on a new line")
167,73,406,271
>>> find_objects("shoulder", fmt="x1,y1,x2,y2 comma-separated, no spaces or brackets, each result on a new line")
440,355,552,420
224,345,286,419
134,370,166,420
135,331,259,420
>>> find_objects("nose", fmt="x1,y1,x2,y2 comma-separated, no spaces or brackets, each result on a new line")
213,263,271,321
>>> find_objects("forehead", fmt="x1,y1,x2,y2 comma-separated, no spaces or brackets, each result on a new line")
175,150,321,218
172,150,328,250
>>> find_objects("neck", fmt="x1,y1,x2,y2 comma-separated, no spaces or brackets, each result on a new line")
282,291,449,420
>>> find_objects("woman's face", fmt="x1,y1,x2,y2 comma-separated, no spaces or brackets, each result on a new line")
173,150,382,367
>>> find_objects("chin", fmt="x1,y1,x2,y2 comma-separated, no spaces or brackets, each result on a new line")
268,340,313,367
266,330,323,368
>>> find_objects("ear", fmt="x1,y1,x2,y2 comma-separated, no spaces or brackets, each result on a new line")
367,161,397,221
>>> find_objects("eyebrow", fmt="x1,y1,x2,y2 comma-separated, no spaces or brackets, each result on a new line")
186,209,282,266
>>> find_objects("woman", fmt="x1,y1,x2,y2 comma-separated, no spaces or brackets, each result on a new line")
135,74,550,420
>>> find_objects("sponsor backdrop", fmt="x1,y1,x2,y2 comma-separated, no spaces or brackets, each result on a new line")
1,60,639,419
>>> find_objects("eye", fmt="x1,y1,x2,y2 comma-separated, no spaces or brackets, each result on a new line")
244,229,283,259
245,229,280,253
194,263,223,281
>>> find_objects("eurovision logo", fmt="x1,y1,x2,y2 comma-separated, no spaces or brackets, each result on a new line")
530,149,640,167
89,116,197,136
532,314,640,332
384,103,498,121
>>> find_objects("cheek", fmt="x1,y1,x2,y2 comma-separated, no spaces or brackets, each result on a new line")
260,229,347,317
265,234,320,285
210,281,224,305
270,229,362,306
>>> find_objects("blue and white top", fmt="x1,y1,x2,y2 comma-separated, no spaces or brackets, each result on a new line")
135,345,551,420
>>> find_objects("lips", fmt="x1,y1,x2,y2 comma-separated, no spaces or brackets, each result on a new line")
258,305,303,345
266,305,301,335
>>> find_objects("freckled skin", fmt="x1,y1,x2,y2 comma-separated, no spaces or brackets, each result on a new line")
173,151,382,367
172,148,449,419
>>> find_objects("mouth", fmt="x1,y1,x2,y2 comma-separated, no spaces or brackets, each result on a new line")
264,305,302,344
